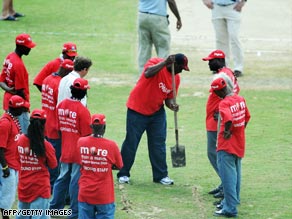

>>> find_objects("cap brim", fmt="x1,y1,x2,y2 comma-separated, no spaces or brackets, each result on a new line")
202,57,212,61
66,52,78,57
183,66,190,71
27,42,36,49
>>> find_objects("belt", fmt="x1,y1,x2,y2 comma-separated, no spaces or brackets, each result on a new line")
217,3,235,6
139,11,166,17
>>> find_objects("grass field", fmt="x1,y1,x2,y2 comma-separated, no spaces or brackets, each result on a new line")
0,0,292,219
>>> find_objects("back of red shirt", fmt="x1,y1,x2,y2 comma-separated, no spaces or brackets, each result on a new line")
127,58,180,115
77,136,123,205
41,73,62,139
217,94,251,157
17,135,57,202
33,57,62,87
57,99,91,163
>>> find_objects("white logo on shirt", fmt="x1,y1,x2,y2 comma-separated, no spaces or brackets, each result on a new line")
159,82,171,94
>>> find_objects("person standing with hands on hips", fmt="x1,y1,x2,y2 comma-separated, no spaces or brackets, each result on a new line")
117,53,189,185
210,77,250,218
138,0,182,74
0,33,36,134
202,0,246,77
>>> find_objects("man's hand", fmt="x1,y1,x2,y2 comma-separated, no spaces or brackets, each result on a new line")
223,130,232,139
234,1,245,12
203,0,214,9
176,20,182,30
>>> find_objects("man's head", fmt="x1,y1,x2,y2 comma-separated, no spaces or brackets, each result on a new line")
62,42,78,61
15,33,36,56
8,95,30,116
210,77,227,98
70,78,90,100
166,53,190,74
91,114,106,136
202,50,225,73
74,56,92,78
58,59,74,77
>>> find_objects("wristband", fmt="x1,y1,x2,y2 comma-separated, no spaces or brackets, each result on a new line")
2,165,8,170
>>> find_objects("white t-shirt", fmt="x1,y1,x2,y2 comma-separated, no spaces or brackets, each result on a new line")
57,71,87,106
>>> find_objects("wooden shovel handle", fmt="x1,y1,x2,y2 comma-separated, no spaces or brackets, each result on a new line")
171,63,179,146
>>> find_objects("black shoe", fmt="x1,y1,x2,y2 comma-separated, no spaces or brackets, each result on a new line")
213,198,223,206
208,187,221,195
214,190,224,199
234,70,243,77
214,209,237,218
2,15,18,21
13,12,25,17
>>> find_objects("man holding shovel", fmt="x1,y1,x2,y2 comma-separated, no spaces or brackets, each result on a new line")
117,53,189,185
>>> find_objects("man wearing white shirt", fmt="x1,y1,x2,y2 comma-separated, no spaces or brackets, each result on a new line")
58,56,92,106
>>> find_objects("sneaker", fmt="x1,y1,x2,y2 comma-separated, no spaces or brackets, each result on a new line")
159,176,174,185
214,209,237,218
118,176,130,184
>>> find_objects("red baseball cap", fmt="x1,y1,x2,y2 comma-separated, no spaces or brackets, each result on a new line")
15,33,36,49
62,42,78,57
211,78,227,91
91,114,106,125
31,109,47,119
9,95,30,109
72,78,90,90
175,53,190,71
202,50,225,61
60,59,74,70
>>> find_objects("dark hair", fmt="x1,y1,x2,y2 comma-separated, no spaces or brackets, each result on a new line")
8,107,24,117
70,86,87,100
74,56,92,71
91,124,106,137
27,118,46,157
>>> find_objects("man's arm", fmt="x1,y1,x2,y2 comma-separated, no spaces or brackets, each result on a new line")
0,82,16,94
144,55,175,78
167,0,182,30
202,0,214,9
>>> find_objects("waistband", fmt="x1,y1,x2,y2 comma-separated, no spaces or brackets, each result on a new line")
139,11,166,17
216,3,235,6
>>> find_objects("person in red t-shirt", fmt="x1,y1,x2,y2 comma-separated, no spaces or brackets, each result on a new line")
210,77,250,218
33,42,78,92
41,59,74,191
0,33,36,135
202,50,240,200
117,53,189,185
16,109,57,218
77,114,123,219
0,95,29,219
50,78,92,219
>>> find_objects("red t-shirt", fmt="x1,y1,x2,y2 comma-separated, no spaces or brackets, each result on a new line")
57,99,91,163
33,57,62,87
17,134,57,202
0,52,30,110
127,58,180,115
205,67,241,131
41,73,62,139
77,136,123,205
0,113,21,170
217,94,251,158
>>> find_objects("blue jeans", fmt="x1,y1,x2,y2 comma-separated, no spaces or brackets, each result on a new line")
50,163,80,219
46,138,61,192
117,107,168,182
78,202,115,219
207,131,222,189
17,197,49,219
217,150,241,216
0,168,18,209
17,111,30,134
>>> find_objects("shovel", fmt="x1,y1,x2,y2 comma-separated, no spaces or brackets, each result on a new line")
170,62,186,168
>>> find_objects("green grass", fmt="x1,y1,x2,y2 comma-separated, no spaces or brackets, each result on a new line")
1,0,292,219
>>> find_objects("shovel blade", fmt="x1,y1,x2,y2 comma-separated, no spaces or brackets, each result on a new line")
170,145,186,168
